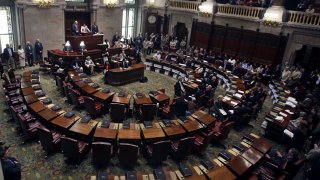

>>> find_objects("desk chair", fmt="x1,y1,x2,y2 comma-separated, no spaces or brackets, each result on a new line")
118,143,139,167
83,96,103,117
60,136,89,163
92,142,113,166
110,103,126,122
193,131,214,153
211,121,234,147
69,89,84,109
17,113,43,143
170,137,195,161
159,99,176,119
138,104,157,122
37,126,62,158
145,140,171,165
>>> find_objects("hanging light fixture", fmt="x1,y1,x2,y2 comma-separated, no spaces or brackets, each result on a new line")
103,0,119,8
198,0,214,17
34,0,54,9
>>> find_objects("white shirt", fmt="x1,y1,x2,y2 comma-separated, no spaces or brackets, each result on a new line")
81,26,91,33
153,53,161,60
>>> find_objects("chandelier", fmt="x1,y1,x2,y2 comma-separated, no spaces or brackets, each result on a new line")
34,0,53,8
104,0,119,8
198,0,214,17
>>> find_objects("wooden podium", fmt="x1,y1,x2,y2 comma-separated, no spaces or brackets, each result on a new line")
66,34,103,51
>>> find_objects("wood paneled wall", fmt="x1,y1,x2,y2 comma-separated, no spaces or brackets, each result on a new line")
190,19,288,65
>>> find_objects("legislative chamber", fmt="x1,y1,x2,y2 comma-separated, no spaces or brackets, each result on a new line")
1,0,320,180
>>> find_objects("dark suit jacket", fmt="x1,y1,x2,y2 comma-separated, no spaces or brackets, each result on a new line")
25,45,33,56
174,81,183,97
92,25,99,34
34,42,43,54
72,23,79,34
2,47,14,60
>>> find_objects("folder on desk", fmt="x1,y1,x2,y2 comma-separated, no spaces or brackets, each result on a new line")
32,85,41,90
144,121,152,128
51,105,61,111
163,119,172,127
232,143,246,152
35,91,45,97
219,109,227,116
118,91,126,97
42,97,52,104
81,115,91,123
97,171,108,180
179,163,193,177
31,74,39,78
136,92,143,98
31,79,40,84
91,83,99,88
102,88,110,93
243,134,255,142
218,151,232,161
123,121,130,129
153,168,166,180
83,78,93,83
64,111,74,118
149,91,159,96
101,121,110,128
79,73,88,78
201,158,214,170
126,171,137,180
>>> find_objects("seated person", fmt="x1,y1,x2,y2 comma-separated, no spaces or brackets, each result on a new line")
72,57,83,72
175,97,190,118
153,51,162,60
213,95,227,121
266,148,299,168
1,144,22,180
84,56,95,75
119,50,126,61
80,23,91,34
121,59,130,68
195,65,205,75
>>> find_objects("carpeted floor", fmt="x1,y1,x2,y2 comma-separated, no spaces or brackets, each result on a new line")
0,63,283,179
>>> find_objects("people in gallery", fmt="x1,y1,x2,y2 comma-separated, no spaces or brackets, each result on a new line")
34,39,43,64
91,21,99,34
17,45,25,69
2,44,15,69
81,23,91,34
72,20,79,35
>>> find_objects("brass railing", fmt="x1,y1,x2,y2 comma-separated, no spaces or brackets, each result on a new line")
217,4,265,19
168,0,200,11
287,11,320,26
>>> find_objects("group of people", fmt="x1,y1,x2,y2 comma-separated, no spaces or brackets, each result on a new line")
1,39,43,70
71,21,99,35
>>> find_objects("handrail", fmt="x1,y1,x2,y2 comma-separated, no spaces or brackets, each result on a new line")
287,10,320,26
168,0,200,11
216,4,265,19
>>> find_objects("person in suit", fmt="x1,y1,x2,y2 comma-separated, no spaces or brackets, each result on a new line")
91,22,99,34
3,44,15,69
112,32,120,46
174,76,186,97
25,41,33,67
175,97,189,118
85,56,95,75
0,145,21,180
34,39,43,64
72,57,83,72
71,21,79,36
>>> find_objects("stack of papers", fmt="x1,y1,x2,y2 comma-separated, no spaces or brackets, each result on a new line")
279,112,287,117
284,129,294,138
230,101,238,106
285,109,294,115
275,116,284,122
219,109,227,116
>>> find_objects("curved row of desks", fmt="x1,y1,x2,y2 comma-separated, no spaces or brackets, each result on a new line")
18,70,272,179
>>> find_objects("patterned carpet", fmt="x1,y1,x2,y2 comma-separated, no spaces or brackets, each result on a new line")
0,64,280,179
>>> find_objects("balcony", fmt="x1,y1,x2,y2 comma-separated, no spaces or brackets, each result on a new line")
168,0,201,12
216,4,265,20
287,10,320,28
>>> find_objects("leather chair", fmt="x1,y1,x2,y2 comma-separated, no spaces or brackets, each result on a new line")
60,136,89,163
110,103,126,122
63,81,73,104
83,96,103,117
211,121,235,144
138,104,156,122
2,74,19,90
159,100,176,119
17,113,43,142
37,126,62,157
194,131,214,153
69,89,84,109
118,143,139,167
145,140,171,165
92,142,113,166
170,137,195,161
56,76,64,95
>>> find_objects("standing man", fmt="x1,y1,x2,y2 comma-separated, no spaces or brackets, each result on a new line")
25,41,33,67
91,22,99,34
80,23,91,34
3,44,15,69
72,20,79,36
34,39,43,64
112,32,120,46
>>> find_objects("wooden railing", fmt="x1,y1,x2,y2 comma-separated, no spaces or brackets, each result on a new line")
168,0,200,11
217,4,265,19
287,11,320,26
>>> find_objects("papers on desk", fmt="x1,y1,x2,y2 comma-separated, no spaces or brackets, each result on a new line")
233,75,239,79
238,90,244,94
228,110,234,114
234,93,242,99
284,129,294,138
279,112,288,117
285,109,294,115
219,109,227,116
275,116,284,123
223,96,231,101
285,101,296,108
287,97,297,104
230,101,238,106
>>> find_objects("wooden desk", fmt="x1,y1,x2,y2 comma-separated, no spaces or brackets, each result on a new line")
226,156,253,177
142,125,166,140
251,138,272,154
118,129,141,140
24,94,38,104
93,91,115,102
69,120,98,136
134,94,153,106
192,110,216,126
37,108,59,121
74,80,88,88
21,82,32,88
29,101,46,113
180,118,204,133
112,94,131,106
205,163,236,180
240,147,263,165
51,115,79,129
107,63,145,85
66,34,103,51
82,85,98,95
22,87,35,96
93,127,117,141
161,124,186,138
149,93,170,107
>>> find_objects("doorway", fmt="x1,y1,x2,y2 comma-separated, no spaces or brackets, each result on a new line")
65,11,91,37
173,22,188,42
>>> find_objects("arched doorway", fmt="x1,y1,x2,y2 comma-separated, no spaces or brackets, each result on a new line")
173,22,188,42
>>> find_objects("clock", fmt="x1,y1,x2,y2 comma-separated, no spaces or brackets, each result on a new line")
148,15,157,24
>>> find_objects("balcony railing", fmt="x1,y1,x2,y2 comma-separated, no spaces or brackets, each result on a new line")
217,4,265,19
168,0,200,12
287,11,320,26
